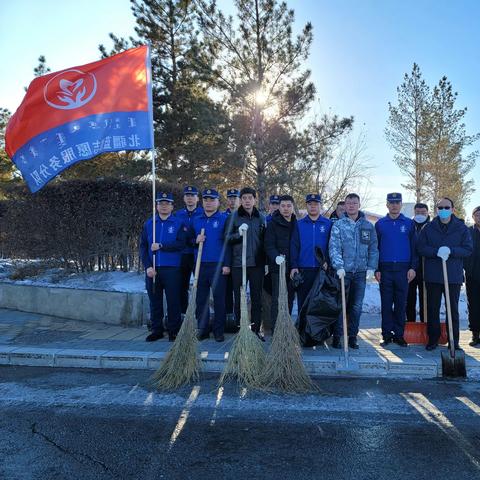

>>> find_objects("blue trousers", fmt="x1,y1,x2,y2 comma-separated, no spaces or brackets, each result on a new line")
334,271,366,337
196,263,227,337
145,267,182,334
379,268,409,338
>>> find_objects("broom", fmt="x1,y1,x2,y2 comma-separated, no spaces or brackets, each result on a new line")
151,228,205,390
256,256,316,393
219,224,266,387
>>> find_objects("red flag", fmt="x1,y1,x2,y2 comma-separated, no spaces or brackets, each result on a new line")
5,45,153,192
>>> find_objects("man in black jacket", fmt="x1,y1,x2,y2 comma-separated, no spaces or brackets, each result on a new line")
465,206,480,346
224,187,266,337
417,197,473,350
264,195,297,333
406,202,430,322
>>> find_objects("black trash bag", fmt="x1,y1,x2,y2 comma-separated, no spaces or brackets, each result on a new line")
297,247,342,347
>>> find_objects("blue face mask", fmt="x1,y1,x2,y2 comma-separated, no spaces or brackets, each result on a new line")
438,209,452,220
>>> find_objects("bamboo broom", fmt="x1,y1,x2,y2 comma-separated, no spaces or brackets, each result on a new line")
151,228,205,390
219,223,266,387
256,256,316,393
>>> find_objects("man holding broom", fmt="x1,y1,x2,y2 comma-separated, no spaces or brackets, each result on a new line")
140,193,187,342
225,187,266,340
417,197,472,351
192,189,231,342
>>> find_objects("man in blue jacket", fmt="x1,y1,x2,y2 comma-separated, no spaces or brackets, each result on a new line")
192,189,231,342
375,193,417,346
329,193,379,349
417,197,473,351
265,195,280,223
290,193,332,314
176,185,204,315
139,193,187,342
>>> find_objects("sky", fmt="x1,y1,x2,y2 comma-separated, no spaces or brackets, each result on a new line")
1,0,479,215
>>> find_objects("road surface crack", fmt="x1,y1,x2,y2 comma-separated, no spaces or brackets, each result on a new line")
31,422,118,478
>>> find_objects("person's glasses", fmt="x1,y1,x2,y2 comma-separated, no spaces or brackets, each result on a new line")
437,206,451,210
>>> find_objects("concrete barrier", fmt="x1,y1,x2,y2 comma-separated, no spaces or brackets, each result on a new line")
0,283,149,326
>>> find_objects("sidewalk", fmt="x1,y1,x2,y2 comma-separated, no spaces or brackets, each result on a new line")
1,308,479,379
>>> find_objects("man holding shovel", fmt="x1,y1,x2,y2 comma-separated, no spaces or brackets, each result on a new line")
417,197,473,351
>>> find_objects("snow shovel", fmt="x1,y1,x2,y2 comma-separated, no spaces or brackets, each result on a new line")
337,274,359,372
441,257,466,378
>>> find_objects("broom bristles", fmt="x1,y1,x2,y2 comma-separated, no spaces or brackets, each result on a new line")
151,285,200,390
256,261,316,393
219,286,266,387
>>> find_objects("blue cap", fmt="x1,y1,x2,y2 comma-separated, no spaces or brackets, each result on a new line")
183,185,198,195
226,188,240,198
387,192,402,202
269,194,280,204
156,192,174,203
202,188,220,199
305,193,322,203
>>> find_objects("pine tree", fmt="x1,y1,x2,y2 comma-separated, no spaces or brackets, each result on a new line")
197,0,353,209
424,77,479,215
99,0,236,187
385,63,431,203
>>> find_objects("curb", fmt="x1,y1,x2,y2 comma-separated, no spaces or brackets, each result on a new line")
3,344,477,378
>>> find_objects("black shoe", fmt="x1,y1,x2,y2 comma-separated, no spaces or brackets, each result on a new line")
197,332,210,341
215,335,225,342
469,332,480,347
168,333,177,342
146,332,164,342
393,336,408,347
426,343,437,351
381,335,393,347
348,337,359,349
332,336,342,349
256,332,265,342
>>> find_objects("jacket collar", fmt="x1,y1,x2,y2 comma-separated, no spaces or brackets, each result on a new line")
238,205,260,218
272,210,296,226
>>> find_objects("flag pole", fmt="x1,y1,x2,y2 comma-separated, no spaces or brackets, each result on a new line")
146,43,156,290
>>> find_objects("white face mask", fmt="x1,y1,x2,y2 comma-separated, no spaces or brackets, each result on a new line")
414,214,428,223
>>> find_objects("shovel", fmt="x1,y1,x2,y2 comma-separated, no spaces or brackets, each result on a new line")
440,257,466,378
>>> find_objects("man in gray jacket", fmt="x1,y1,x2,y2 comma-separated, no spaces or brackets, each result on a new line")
329,193,379,349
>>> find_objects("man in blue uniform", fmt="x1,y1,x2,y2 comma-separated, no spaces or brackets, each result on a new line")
290,193,332,313
265,195,280,223
192,189,231,342
224,188,240,320
375,193,417,346
139,193,186,342
225,188,240,215
176,185,204,315
417,197,473,351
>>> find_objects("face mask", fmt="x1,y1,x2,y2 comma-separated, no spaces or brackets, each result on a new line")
414,215,427,223
438,209,452,220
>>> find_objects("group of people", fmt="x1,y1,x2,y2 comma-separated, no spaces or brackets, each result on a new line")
140,185,480,352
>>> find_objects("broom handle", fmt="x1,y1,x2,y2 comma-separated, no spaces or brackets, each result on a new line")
242,230,247,289
193,228,205,289
442,258,455,358
422,257,428,323
340,275,349,363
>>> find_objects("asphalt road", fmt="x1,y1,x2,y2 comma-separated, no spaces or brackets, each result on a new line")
1,366,480,480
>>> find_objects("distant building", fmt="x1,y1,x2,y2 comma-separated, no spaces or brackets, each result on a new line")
363,211,382,224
